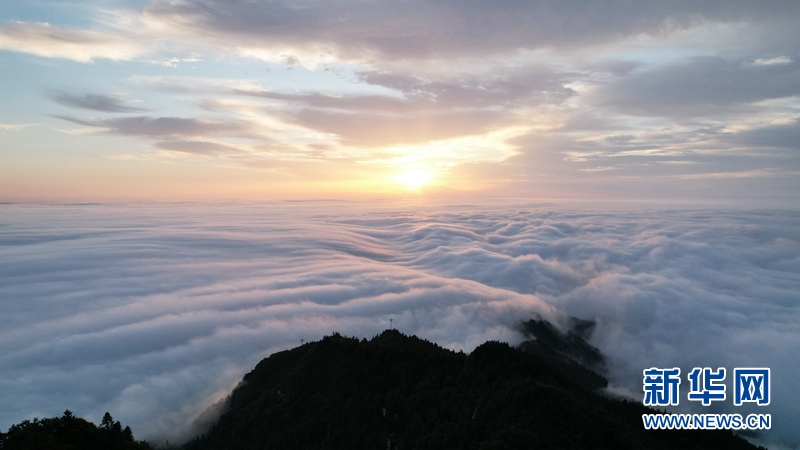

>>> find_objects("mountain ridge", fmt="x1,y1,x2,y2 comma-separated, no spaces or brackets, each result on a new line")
180,320,764,450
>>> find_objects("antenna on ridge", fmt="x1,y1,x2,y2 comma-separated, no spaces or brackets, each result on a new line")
390,318,393,330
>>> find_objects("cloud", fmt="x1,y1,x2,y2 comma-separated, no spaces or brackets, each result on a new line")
0,202,799,450
283,108,507,147
0,202,558,441
98,73,559,162
726,118,800,150
12,3,788,196
130,76,265,96
153,140,249,156
50,92,148,113
142,67,577,148
596,56,800,117
0,21,144,62
0,123,32,131
54,115,259,139
752,56,793,66
3,1,799,65
275,68,573,148
143,0,800,61
355,69,576,109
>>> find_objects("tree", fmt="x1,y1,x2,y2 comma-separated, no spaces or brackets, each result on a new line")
101,412,114,430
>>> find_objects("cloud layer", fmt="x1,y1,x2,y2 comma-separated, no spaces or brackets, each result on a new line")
2,1,799,199
1,201,798,448
142,0,800,60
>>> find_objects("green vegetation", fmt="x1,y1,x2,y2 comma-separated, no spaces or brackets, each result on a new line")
181,323,765,450
0,410,152,450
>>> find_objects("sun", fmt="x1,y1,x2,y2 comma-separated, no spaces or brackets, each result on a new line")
396,166,434,190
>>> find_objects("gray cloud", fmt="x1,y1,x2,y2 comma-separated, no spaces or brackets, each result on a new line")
356,69,576,108
461,119,800,200
1,202,798,449
597,56,800,117
145,0,800,60
232,89,415,113
727,118,800,150
49,92,148,113
54,115,258,139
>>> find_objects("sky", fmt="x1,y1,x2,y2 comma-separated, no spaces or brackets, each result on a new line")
0,0,799,201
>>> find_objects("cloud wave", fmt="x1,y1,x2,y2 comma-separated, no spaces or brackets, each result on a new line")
1,201,798,449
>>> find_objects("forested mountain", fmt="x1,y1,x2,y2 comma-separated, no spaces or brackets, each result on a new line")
181,321,764,450
0,410,152,450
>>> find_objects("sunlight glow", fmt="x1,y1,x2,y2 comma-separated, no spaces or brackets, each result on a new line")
396,166,434,190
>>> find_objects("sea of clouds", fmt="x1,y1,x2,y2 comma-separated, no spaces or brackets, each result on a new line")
1,201,798,448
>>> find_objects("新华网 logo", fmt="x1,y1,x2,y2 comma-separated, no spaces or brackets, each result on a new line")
642,367,770,407
641,366,771,430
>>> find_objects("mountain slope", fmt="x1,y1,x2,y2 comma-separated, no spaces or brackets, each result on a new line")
182,326,763,450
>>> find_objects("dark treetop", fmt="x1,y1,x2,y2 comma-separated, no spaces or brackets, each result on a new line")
0,410,152,450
